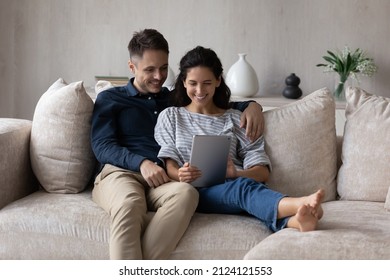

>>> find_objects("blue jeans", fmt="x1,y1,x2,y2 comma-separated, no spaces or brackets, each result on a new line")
197,177,289,232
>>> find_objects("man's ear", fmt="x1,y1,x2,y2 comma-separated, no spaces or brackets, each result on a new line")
128,60,136,74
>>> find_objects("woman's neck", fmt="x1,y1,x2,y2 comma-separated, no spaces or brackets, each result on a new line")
185,103,226,116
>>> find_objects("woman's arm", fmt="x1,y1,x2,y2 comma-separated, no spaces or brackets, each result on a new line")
226,158,269,183
168,158,269,184
165,159,181,181
166,159,202,183
237,165,269,183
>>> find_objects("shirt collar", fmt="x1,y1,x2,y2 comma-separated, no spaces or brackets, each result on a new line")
125,78,140,97
125,77,166,98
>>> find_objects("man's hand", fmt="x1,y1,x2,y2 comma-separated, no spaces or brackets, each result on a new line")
140,160,171,188
240,102,264,142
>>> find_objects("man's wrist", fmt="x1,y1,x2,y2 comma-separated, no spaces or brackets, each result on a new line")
249,100,263,112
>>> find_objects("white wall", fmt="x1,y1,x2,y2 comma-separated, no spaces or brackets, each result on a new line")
1,0,389,119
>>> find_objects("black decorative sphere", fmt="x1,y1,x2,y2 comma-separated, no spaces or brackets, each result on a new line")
282,73,302,99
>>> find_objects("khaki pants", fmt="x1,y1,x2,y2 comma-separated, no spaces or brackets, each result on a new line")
92,164,198,260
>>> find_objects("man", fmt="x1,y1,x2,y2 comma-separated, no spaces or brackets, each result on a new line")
91,29,264,259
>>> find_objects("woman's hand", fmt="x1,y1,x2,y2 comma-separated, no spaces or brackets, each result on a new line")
178,162,202,183
225,158,237,179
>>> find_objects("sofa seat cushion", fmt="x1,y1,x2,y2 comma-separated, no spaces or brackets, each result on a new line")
0,189,271,259
244,200,390,260
0,189,110,259
170,213,272,260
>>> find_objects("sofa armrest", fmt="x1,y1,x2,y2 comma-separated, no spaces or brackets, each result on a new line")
0,118,38,209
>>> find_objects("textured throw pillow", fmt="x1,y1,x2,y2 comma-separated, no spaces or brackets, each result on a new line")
95,80,114,94
30,78,96,193
338,87,390,201
263,88,337,202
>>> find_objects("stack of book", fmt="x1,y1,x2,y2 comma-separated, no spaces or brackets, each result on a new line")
95,76,129,86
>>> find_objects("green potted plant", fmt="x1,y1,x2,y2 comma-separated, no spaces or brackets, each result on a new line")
316,46,377,99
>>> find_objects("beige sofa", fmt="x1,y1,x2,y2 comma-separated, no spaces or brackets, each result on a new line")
0,80,389,260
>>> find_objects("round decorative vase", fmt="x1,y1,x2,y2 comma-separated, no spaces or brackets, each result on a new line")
282,73,302,99
226,53,259,97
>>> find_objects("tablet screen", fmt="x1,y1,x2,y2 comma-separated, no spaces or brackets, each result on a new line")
189,135,231,188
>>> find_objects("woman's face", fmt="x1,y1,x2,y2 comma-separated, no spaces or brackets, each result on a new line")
183,66,221,107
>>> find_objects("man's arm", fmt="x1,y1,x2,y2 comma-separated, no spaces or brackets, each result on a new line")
91,91,173,188
91,91,146,172
231,101,264,142
139,159,171,188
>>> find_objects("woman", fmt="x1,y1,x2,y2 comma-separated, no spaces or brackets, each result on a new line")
154,46,324,232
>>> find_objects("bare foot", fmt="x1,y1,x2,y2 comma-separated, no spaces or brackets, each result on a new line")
295,205,318,232
303,189,325,219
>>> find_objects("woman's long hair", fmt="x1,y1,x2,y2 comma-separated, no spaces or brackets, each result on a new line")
172,46,231,109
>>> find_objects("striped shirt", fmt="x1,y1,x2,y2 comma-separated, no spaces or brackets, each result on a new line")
154,107,271,171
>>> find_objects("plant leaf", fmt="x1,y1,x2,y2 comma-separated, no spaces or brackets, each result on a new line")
323,56,337,64
327,51,338,60
345,53,352,74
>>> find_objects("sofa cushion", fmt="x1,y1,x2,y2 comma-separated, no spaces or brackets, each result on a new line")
244,200,390,259
170,213,271,260
385,187,390,211
338,87,390,201
263,88,337,202
0,190,110,259
0,189,271,260
30,78,96,193
95,80,114,94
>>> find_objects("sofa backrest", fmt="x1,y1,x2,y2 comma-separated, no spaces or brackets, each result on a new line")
263,88,337,202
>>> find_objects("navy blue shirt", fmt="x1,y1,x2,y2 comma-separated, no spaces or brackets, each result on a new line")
91,78,251,172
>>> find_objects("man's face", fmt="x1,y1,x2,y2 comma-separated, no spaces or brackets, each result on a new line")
129,49,169,94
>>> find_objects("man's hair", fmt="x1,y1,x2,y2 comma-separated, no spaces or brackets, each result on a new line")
128,29,169,59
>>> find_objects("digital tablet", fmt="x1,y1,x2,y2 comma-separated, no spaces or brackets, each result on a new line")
189,135,232,188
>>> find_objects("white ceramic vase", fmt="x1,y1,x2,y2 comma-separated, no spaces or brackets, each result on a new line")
226,53,259,97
